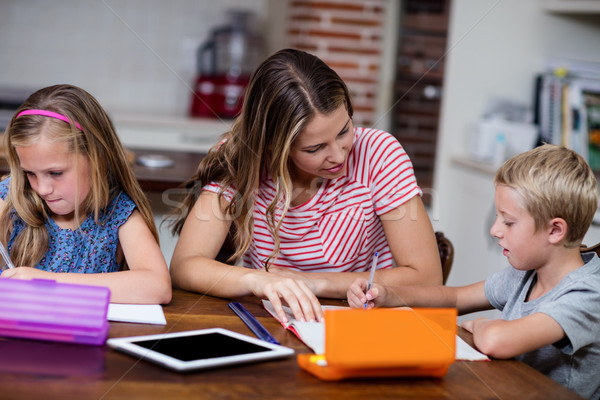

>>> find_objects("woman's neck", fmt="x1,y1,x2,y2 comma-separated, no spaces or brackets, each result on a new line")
290,177,323,207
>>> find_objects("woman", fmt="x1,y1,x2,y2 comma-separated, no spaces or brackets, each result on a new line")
170,49,441,323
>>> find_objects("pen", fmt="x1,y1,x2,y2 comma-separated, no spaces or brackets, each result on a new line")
228,302,280,345
0,241,15,270
364,251,378,309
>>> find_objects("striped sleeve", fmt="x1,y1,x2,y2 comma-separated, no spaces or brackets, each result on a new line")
356,129,421,216
202,182,236,204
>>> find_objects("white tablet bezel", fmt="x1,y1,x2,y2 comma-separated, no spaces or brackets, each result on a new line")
107,327,294,372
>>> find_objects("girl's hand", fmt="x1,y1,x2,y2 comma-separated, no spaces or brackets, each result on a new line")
244,271,323,324
0,266,54,280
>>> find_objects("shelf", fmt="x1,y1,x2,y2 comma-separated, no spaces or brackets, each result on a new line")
545,0,600,13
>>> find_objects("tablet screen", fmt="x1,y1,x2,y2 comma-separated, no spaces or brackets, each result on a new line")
107,328,294,372
134,332,269,361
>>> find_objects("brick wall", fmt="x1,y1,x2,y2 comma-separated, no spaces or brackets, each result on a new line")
286,0,387,127
393,0,450,198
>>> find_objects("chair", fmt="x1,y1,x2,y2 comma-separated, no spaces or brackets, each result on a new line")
435,231,454,285
580,242,600,257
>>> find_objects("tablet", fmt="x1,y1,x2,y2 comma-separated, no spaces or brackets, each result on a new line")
107,328,294,372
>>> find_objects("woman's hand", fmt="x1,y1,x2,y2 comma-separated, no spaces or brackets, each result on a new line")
267,266,322,293
243,270,323,324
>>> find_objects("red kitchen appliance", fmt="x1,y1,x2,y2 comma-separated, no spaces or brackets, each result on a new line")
190,10,263,119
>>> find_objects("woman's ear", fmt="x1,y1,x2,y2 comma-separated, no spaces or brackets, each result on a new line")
547,217,568,245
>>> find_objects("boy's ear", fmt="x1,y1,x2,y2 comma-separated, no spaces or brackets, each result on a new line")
547,217,568,244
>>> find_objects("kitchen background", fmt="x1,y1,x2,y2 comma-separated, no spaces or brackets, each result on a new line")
2,1,600,322
0,0,394,127
0,0,396,265
1,0,276,119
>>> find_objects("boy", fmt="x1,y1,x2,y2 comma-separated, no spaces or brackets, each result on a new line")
347,144,600,399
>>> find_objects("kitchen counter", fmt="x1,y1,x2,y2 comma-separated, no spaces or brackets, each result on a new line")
0,147,205,193
130,147,204,192
112,113,225,191
111,112,230,153
0,113,229,192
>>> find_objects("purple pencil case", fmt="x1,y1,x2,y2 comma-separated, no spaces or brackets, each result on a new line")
0,278,110,345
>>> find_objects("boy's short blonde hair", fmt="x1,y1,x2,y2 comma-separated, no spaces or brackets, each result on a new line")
495,144,598,248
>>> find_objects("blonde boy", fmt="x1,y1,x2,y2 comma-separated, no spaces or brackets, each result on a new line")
347,144,600,399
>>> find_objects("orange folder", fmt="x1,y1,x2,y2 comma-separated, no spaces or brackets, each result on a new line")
297,307,457,381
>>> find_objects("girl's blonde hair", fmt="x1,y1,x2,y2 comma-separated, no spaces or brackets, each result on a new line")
495,143,598,248
171,48,353,265
1,84,158,268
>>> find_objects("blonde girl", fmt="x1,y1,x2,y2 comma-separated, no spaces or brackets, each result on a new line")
0,84,171,304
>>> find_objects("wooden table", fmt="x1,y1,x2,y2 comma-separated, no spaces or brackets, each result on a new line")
0,290,582,399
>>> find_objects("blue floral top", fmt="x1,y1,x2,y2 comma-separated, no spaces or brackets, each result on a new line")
0,178,136,273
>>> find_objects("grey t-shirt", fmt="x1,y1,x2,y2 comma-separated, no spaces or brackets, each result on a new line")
485,252,600,400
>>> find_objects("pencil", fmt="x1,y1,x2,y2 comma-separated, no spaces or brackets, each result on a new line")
0,241,15,269
364,252,378,309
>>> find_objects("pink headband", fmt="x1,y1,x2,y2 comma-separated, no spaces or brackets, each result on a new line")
16,109,83,131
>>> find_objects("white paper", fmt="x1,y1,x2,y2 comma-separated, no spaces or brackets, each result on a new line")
288,319,326,355
261,300,329,354
455,335,489,361
107,303,167,325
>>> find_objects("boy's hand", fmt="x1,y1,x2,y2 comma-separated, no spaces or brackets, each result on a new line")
460,319,475,333
460,317,491,334
347,277,384,308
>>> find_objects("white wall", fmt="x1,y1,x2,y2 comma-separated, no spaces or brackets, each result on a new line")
433,0,600,319
0,0,290,265
0,0,277,117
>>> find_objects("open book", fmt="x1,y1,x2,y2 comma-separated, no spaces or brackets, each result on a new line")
262,300,488,361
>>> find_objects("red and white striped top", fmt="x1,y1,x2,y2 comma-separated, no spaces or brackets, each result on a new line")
204,128,421,272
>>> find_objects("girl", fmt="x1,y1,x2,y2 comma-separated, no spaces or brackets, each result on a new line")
0,84,171,304
170,49,441,323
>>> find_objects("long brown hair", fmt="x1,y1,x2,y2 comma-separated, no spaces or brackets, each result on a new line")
0,84,158,268
170,48,353,264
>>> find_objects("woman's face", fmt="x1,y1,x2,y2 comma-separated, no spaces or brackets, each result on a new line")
288,105,354,188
